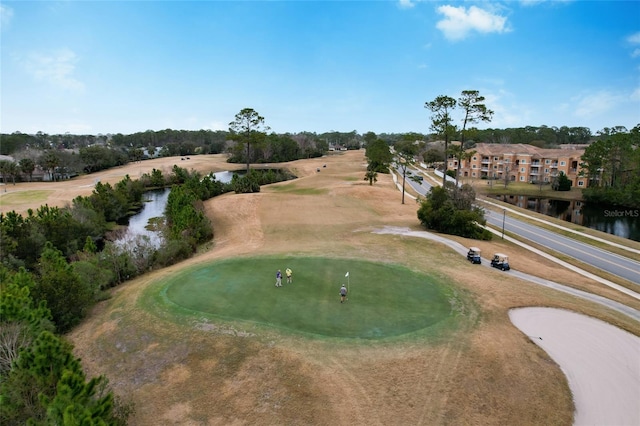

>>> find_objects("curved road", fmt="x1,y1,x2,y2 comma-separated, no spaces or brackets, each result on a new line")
403,168,640,285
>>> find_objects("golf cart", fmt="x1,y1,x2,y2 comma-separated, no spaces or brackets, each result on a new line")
491,253,510,271
467,247,481,264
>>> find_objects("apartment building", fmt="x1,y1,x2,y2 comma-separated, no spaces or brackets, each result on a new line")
451,143,588,188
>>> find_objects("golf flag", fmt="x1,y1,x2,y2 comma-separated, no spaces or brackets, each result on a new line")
345,272,349,277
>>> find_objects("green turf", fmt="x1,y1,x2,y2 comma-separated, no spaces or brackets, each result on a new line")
269,183,326,195
0,190,53,206
152,257,457,339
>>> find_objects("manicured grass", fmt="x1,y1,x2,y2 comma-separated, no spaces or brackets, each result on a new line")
474,181,584,201
0,189,53,206
269,183,327,195
151,257,457,339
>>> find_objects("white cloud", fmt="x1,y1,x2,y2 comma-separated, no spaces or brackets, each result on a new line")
627,32,640,44
629,87,640,102
436,5,510,41
398,0,416,10
519,0,544,6
519,0,574,7
572,90,620,119
628,32,640,58
481,89,533,128
22,48,85,91
0,4,13,30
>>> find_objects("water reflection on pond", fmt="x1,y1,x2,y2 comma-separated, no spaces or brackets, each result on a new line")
117,188,169,249
117,171,235,248
494,195,640,242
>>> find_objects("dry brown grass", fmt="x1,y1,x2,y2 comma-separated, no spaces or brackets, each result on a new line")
25,150,637,425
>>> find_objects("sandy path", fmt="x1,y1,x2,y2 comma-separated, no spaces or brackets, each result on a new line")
510,308,640,426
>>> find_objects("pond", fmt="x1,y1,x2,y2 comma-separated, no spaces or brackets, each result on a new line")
493,195,640,242
117,171,235,248
116,188,169,249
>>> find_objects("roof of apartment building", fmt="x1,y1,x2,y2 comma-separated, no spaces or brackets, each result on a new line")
471,143,585,159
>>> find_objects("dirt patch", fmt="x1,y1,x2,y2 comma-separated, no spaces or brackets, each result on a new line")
64,151,639,425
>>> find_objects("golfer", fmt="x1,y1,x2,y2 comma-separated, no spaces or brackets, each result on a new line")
275,270,282,287
340,284,348,303
285,268,293,284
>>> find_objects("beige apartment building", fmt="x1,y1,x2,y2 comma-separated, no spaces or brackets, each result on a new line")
452,143,588,188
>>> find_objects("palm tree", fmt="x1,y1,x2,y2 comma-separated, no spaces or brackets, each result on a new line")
448,145,477,188
364,169,378,185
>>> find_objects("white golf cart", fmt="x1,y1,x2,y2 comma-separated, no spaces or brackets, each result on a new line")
467,247,481,264
490,253,510,271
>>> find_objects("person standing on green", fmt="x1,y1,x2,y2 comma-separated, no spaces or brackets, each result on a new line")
285,268,293,284
340,284,348,303
275,270,282,287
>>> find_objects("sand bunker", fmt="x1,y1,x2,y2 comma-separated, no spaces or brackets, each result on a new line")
510,307,640,426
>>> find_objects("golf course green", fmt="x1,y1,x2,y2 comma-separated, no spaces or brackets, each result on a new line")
152,257,458,339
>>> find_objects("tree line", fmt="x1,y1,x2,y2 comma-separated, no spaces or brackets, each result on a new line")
0,120,618,185
0,123,609,159
580,127,640,208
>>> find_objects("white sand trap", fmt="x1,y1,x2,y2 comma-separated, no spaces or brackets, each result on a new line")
510,307,640,426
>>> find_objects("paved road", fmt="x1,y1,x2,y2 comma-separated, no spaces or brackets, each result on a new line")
483,210,640,285
403,168,640,285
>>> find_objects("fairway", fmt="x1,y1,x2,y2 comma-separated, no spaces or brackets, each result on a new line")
154,257,456,339
0,189,53,208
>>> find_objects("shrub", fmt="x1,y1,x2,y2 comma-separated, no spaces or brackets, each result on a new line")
417,186,492,240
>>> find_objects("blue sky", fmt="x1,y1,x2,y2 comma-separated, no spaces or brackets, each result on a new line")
1,1,639,136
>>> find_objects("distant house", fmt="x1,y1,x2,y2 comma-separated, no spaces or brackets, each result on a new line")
456,143,588,188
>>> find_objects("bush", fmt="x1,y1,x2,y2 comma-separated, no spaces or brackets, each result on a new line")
551,171,572,191
417,186,492,240
152,239,193,267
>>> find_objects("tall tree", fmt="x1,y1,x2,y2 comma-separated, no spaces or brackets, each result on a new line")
581,127,640,208
365,139,392,174
394,139,420,204
32,243,94,333
0,268,54,378
0,160,12,185
363,131,377,146
458,90,493,148
448,144,476,188
228,108,270,172
18,158,36,182
425,96,457,186
2,161,20,185
39,151,59,182
0,330,116,424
